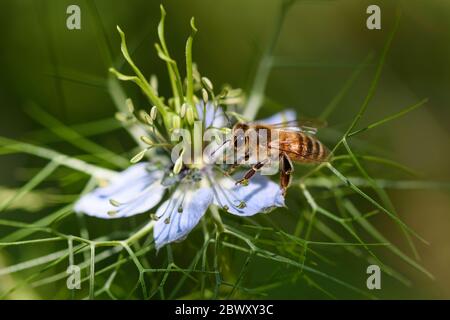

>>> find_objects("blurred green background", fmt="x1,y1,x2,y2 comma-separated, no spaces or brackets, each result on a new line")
0,0,449,299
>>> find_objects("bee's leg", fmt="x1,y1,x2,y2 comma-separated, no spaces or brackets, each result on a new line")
235,159,268,186
227,147,252,176
226,152,250,176
280,153,294,196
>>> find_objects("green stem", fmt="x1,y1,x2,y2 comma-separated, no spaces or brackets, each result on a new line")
0,136,117,180
185,18,198,117
343,11,401,137
209,206,224,233
116,26,168,118
158,5,184,108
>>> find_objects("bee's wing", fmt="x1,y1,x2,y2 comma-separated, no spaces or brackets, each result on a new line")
256,118,327,135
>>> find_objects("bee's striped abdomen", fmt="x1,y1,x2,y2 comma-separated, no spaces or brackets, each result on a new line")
297,133,329,162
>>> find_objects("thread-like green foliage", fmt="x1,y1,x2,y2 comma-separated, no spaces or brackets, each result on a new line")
0,1,441,300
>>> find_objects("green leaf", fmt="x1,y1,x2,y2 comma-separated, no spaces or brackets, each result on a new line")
157,5,184,107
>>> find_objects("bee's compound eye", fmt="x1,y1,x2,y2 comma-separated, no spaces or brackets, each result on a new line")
236,135,245,146
233,137,239,148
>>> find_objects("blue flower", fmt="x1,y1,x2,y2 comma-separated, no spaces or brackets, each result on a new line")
74,163,165,218
75,109,296,249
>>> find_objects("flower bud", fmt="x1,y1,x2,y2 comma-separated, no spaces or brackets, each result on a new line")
202,88,209,103
150,106,158,120
109,199,121,207
150,213,159,221
115,112,128,122
172,115,181,129
140,136,153,145
237,201,247,209
186,106,195,125
130,149,148,163
107,210,118,217
126,98,134,113
180,103,187,118
173,150,184,174
142,112,153,125
201,76,213,92
150,74,158,93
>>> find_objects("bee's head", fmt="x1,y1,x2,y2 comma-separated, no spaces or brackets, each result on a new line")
210,122,248,158
231,122,250,149
232,122,249,132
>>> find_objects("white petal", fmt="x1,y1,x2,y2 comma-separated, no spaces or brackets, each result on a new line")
213,174,285,216
259,109,296,125
153,187,213,250
74,163,165,219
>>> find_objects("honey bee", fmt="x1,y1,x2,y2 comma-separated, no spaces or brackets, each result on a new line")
226,118,330,196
